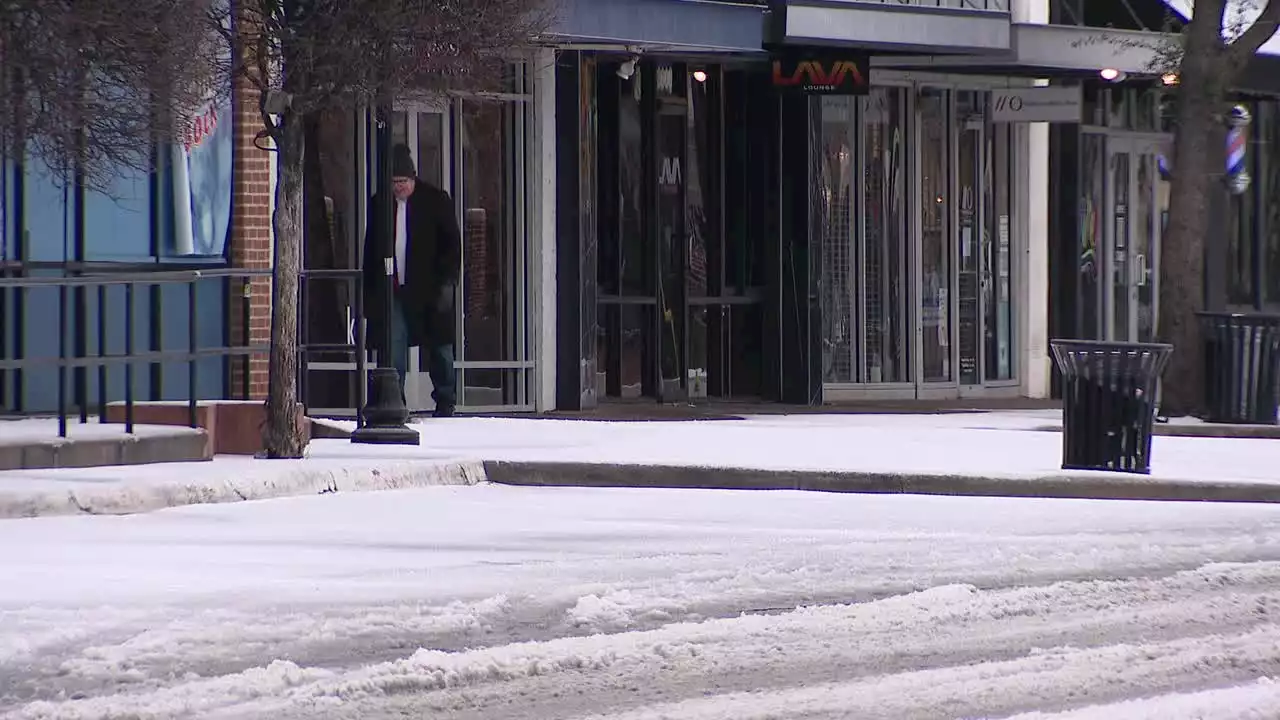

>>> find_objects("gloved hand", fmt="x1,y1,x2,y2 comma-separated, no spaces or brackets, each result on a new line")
435,282,455,311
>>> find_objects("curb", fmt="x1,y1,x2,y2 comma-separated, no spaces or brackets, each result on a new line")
0,459,485,519
481,460,1280,504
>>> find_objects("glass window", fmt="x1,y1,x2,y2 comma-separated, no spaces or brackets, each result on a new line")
957,91,983,386
986,122,1014,380
618,65,646,296
458,88,532,407
862,87,910,384
84,166,151,260
1227,101,1260,307
817,96,856,384
1082,84,1105,127
919,87,952,383
1263,104,1280,306
579,56,599,403
1079,134,1105,338
416,113,444,189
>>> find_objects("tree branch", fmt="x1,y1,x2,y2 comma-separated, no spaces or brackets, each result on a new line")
1228,0,1280,67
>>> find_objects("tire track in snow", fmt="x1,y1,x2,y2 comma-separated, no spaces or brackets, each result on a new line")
13,562,1280,720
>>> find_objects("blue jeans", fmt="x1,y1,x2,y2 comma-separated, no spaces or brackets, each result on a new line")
386,298,455,408
427,342,456,409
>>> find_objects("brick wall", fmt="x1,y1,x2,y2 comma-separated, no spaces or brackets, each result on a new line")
228,74,273,400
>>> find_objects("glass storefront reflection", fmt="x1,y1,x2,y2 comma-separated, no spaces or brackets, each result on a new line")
986,123,1014,381
1079,134,1105,339
957,91,981,386
818,96,855,384
458,97,529,406
302,108,360,412
919,88,951,383
863,87,911,384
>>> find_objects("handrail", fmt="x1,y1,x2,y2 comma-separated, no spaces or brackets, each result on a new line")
851,0,1008,9
0,265,274,438
1,262,372,439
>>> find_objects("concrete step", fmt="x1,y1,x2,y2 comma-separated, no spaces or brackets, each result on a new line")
0,422,211,471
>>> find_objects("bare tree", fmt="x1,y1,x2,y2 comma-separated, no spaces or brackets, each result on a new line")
218,0,550,458
0,0,220,188
1159,0,1280,415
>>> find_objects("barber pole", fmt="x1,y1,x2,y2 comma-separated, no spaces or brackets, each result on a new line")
1155,105,1252,194
1226,105,1252,195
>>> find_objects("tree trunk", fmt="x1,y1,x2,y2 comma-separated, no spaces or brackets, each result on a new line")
263,110,308,458
1157,10,1230,417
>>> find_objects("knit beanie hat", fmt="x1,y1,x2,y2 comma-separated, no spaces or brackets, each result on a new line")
391,144,417,178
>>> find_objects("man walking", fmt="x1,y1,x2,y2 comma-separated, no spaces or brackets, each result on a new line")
363,143,461,417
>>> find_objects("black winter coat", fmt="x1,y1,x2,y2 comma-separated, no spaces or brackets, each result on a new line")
362,181,462,351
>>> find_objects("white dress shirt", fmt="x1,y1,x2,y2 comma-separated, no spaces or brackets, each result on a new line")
394,198,408,286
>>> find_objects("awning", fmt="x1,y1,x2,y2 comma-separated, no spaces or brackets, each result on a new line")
766,0,1011,55
544,0,767,54
873,19,1280,94
872,23,1163,76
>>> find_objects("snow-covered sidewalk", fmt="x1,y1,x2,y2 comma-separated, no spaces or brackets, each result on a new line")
3,410,1280,518
4,486,1280,719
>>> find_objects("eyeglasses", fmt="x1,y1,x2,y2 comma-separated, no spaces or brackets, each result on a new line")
392,177,413,184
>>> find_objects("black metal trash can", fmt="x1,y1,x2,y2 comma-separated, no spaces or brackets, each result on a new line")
1050,339,1173,475
1197,312,1280,425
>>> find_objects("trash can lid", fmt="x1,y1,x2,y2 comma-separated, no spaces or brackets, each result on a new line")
1196,311,1280,325
1049,339,1174,353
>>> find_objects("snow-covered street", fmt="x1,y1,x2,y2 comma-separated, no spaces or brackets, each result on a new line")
3,485,1280,719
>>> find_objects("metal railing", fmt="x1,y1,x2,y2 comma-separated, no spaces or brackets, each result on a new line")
862,0,1008,9
298,267,368,427
0,263,273,437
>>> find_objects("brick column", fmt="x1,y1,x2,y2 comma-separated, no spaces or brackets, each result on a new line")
229,76,273,400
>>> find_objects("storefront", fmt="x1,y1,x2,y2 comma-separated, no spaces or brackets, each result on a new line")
549,0,776,409
553,0,1048,408
1049,84,1172,348
814,77,1026,401
1044,0,1280,400
771,0,1042,403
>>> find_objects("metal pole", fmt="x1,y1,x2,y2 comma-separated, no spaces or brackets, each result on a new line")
377,101,396,379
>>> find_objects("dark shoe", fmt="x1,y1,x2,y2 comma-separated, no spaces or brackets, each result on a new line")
432,404,456,418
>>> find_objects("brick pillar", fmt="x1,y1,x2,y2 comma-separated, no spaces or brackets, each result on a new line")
228,76,273,400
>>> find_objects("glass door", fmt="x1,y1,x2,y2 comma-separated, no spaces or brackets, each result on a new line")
452,75,536,412
820,86,1015,400
389,74,535,413
1104,137,1162,343
1133,141,1161,343
957,99,983,387
818,87,912,392
862,87,912,386
917,88,953,392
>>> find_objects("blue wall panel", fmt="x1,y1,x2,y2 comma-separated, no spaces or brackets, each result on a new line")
19,278,227,412
22,152,75,264
5,147,232,413
83,167,152,261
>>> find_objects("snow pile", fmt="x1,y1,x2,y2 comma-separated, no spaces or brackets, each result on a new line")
0,457,483,518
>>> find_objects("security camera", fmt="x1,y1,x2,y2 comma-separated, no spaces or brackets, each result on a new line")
617,57,637,80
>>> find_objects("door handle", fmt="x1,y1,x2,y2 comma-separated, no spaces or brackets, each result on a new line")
1135,253,1148,287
